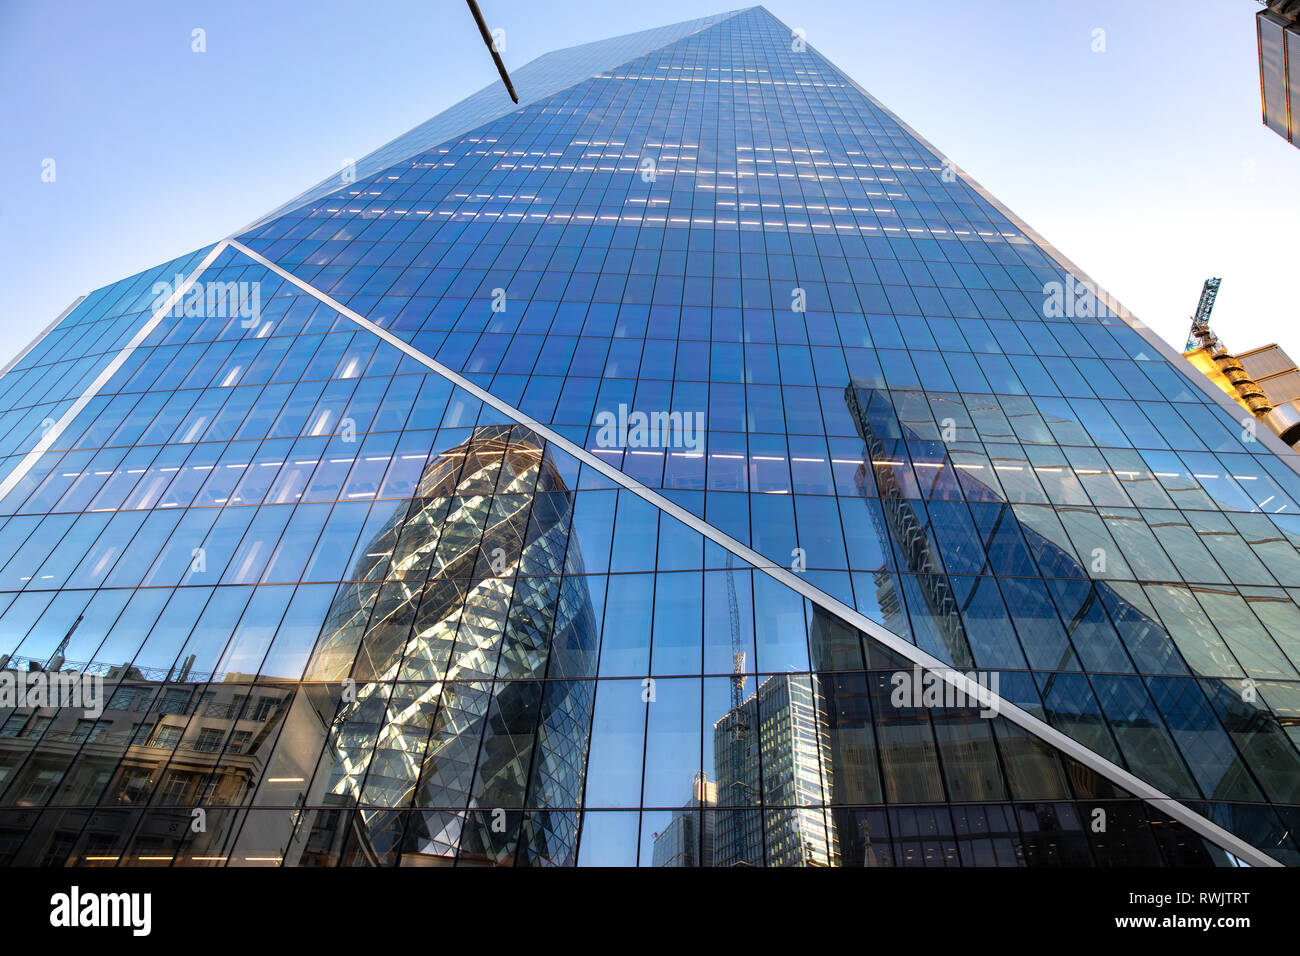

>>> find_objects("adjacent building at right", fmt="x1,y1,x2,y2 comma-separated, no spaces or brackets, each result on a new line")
1258,0,1300,146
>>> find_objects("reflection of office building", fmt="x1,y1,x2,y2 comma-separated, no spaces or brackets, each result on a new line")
848,386,973,667
714,674,837,867
651,773,715,867
843,382,1300,820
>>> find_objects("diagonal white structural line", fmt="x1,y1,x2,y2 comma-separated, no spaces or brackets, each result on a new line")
0,241,230,508
227,238,1280,868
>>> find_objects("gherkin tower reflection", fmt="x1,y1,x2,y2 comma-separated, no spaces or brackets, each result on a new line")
292,424,599,866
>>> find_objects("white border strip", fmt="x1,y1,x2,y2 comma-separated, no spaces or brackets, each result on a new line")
227,237,1280,867
0,241,229,508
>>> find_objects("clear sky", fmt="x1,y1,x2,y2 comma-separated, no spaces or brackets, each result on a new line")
1,0,1295,368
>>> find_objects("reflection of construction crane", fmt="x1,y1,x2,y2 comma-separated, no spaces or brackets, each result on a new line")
725,553,747,736
45,615,83,672
1185,277,1222,352
1183,278,1273,417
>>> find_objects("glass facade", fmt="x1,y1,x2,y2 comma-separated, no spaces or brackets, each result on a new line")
3,6,1300,867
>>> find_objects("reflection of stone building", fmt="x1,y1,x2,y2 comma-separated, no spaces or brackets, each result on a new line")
651,772,715,867
713,674,837,867
290,425,600,866
0,666,296,865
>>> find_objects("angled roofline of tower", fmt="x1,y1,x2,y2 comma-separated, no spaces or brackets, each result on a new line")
239,7,754,233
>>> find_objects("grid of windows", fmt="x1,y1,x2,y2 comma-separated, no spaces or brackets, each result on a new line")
0,247,216,493
1,7,1298,866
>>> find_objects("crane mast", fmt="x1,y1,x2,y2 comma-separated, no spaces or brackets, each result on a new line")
725,553,747,731
1183,277,1273,417
1185,277,1223,351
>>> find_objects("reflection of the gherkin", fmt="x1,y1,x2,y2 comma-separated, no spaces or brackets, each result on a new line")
273,425,600,866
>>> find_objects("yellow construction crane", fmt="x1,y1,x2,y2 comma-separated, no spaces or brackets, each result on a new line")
1181,278,1300,447
1183,278,1272,416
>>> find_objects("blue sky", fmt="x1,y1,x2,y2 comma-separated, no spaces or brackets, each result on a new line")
1,0,1295,367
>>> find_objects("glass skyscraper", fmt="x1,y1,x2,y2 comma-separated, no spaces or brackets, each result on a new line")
2,5,1300,867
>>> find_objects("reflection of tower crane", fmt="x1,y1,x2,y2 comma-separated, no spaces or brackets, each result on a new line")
45,615,83,672
1185,277,1222,352
725,553,747,736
